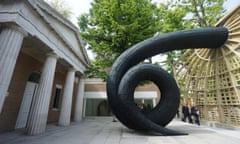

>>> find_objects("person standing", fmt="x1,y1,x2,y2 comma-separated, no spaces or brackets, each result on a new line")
191,103,200,125
182,103,192,123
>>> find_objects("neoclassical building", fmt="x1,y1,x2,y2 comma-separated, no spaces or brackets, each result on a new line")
0,0,90,135
0,0,161,136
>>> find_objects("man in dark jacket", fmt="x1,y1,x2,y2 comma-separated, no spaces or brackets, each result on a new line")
191,104,200,125
182,103,192,123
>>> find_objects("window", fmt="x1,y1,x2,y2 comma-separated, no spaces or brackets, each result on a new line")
53,84,62,109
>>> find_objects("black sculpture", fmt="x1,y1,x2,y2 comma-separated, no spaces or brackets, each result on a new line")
106,27,228,135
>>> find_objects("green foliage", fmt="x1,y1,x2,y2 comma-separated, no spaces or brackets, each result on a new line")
182,0,226,27
78,0,226,80
45,0,72,19
155,0,190,74
78,0,160,80
156,0,226,74
158,0,191,32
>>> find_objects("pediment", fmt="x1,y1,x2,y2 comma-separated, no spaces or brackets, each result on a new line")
32,0,90,66
0,0,90,71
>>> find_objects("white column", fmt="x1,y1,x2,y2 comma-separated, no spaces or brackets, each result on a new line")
0,25,27,113
74,78,85,122
152,98,157,107
83,99,86,118
27,53,58,135
58,68,75,126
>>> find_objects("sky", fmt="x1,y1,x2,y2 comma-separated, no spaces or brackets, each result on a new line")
63,0,240,26
45,0,240,60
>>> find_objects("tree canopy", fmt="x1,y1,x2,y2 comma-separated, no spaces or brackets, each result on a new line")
182,0,226,27
78,0,227,79
155,0,226,73
78,0,161,80
45,0,72,19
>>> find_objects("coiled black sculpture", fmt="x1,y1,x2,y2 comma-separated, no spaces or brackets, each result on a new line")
107,27,229,135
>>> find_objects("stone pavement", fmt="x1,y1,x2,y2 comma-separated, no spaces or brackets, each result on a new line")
0,117,240,144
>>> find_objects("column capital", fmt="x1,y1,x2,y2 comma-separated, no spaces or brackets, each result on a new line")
2,23,28,37
68,67,76,72
47,52,60,59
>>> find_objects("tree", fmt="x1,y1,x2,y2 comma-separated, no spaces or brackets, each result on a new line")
156,0,226,74
183,0,226,27
158,1,191,33
78,0,161,80
155,0,190,74
45,0,72,19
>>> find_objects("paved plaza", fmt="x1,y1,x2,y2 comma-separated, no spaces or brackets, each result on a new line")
0,117,240,144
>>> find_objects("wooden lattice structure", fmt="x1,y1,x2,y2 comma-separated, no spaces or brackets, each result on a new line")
174,5,240,127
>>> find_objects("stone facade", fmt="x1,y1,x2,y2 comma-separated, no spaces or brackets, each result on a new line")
0,0,161,135
0,0,89,134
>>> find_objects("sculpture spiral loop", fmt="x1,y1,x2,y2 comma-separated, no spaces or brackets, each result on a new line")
107,27,229,135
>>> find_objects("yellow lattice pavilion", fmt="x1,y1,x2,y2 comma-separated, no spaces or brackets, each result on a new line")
174,4,240,128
